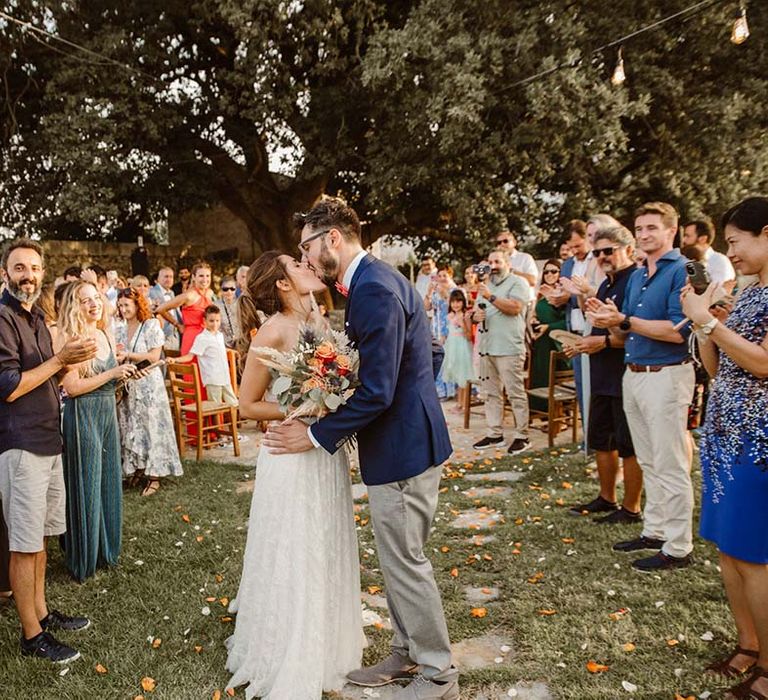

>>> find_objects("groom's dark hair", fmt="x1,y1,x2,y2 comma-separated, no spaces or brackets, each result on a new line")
293,196,361,243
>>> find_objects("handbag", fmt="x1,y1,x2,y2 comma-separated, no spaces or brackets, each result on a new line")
116,321,145,405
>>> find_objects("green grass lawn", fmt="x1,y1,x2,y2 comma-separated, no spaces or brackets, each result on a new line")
0,446,735,699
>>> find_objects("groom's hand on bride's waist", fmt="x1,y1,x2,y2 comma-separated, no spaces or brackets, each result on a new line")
263,419,314,454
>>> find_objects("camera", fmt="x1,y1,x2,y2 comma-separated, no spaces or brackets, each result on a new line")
472,263,492,280
685,261,711,294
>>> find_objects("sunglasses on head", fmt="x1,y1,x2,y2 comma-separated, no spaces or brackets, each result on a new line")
117,288,135,298
594,246,619,257
221,286,236,292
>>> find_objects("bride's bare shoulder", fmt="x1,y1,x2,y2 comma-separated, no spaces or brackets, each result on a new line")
250,314,292,352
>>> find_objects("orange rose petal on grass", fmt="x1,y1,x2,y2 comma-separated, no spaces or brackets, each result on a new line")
367,586,382,595
470,607,487,618
95,663,108,674
226,689,236,697
622,642,636,652
151,638,161,649
181,514,191,523
140,677,156,692
538,609,557,616
450,568,459,578
212,691,222,700
667,639,680,647
586,660,610,673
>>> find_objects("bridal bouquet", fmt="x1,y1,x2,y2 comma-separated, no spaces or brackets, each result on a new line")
252,321,360,421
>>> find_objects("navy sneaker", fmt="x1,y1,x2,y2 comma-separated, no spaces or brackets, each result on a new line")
569,496,618,516
472,436,504,450
41,610,91,632
20,631,80,663
632,551,694,573
594,507,643,525
612,536,665,553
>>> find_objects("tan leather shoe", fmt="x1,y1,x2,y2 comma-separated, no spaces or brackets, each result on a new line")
346,652,418,687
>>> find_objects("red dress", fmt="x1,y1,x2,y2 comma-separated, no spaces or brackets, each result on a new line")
180,292,210,354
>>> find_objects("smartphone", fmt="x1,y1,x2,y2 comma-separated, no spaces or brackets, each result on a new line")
685,261,711,294
134,359,152,371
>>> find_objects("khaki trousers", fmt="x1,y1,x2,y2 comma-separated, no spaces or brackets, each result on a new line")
482,354,529,441
622,364,695,558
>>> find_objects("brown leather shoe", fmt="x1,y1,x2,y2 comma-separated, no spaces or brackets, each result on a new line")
346,652,418,687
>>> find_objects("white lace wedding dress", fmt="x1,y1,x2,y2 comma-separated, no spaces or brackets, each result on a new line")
225,392,365,699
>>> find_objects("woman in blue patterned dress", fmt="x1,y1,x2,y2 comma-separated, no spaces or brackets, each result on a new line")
115,288,183,496
424,265,457,399
681,197,768,699
56,281,136,581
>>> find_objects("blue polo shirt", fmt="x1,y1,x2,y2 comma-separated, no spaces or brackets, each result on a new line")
621,249,691,366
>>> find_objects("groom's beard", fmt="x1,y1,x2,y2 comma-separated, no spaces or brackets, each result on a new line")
8,277,42,305
317,243,340,288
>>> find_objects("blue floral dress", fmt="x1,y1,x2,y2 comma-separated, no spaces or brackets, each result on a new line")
430,289,456,399
699,285,768,563
115,319,183,479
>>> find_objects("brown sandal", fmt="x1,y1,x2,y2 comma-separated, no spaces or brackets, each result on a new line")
141,480,161,497
728,666,768,700
707,646,760,678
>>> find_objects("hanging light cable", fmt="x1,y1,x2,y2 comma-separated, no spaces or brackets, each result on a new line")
611,47,626,86
731,4,750,44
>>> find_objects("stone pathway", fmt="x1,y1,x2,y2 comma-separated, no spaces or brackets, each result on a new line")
208,401,559,699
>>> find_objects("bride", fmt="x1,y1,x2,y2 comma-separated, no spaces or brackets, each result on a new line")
225,251,364,699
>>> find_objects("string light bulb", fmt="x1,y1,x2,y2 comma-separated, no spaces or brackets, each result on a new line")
611,47,626,86
731,5,750,44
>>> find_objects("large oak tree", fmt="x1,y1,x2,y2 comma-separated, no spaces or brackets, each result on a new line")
1,0,766,254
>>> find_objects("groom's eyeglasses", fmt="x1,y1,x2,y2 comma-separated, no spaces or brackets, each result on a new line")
298,228,332,254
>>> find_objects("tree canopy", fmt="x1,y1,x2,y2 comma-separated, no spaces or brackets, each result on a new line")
1,0,766,255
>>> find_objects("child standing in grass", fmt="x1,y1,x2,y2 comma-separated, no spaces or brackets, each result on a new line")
178,305,238,406
439,289,476,412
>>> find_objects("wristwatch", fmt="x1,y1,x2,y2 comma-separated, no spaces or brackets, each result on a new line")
699,317,718,335
488,294,497,304
619,315,632,332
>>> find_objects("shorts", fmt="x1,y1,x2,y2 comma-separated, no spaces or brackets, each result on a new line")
587,395,635,458
206,384,239,407
0,450,66,552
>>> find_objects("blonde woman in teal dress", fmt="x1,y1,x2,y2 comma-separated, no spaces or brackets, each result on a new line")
56,281,136,582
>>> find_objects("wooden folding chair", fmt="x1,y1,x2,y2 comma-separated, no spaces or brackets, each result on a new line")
166,361,240,461
526,350,579,446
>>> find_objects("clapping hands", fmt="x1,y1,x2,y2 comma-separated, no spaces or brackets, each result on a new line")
585,297,624,328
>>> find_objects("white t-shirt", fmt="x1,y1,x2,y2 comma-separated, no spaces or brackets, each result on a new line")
189,329,231,386
508,250,538,302
703,247,736,284
569,254,591,332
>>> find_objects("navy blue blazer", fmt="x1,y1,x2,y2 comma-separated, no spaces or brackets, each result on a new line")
312,255,453,486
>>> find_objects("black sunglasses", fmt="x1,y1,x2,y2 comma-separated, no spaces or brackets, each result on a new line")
117,288,135,298
543,268,560,274
594,246,619,257
220,286,236,292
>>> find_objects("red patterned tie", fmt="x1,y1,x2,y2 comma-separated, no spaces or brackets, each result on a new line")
335,281,349,297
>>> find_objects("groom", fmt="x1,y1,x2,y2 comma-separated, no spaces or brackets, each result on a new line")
264,197,458,699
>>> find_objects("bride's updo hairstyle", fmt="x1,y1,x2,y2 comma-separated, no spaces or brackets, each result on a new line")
236,251,289,364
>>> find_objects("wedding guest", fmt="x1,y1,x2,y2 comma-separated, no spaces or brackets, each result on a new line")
471,249,530,454
130,274,151,300
217,276,240,349
460,265,480,309
681,197,768,696
178,305,238,406
148,266,181,352
424,265,457,400
559,241,572,261
62,266,81,282
115,288,183,496
566,228,643,524
415,256,437,299
57,280,135,581
588,202,694,572
439,289,476,412
172,264,191,295
155,262,215,354
528,259,568,413
235,265,249,298
1,238,96,662
495,230,537,304
682,217,736,288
